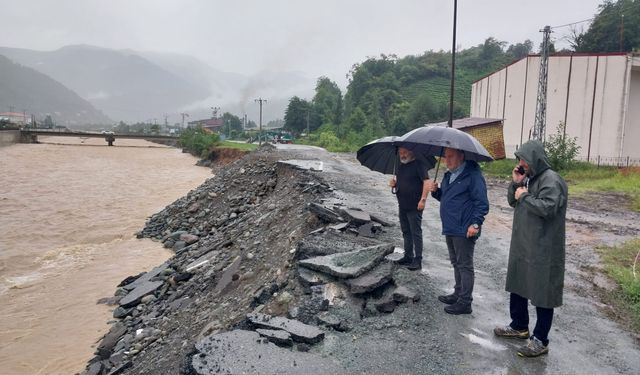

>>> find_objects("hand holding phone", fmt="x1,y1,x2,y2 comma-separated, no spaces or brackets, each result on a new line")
516,166,525,175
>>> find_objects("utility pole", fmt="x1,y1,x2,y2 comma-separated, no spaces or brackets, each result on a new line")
620,14,625,52
306,108,310,136
255,98,267,145
448,0,458,127
533,25,551,142
180,113,189,128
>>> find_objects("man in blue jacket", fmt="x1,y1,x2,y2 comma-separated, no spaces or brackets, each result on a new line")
426,147,489,314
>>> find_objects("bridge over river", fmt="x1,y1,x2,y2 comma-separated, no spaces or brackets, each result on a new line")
17,129,179,146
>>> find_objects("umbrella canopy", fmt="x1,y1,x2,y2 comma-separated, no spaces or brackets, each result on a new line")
396,125,493,162
357,135,436,175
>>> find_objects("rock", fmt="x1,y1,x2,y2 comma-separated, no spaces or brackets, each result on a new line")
393,286,420,303
247,313,325,344
370,213,393,227
119,281,164,308
179,233,199,245
191,330,345,375
173,240,187,251
338,208,371,225
374,294,397,313
256,328,293,346
297,267,334,288
316,312,341,329
328,222,349,231
140,294,156,304
308,202,344,223
96,323,127,359
121,263,168,291
346,261,395,294
298,244,395,279
357,222,377,238
113,306,133,319
79,361,103,375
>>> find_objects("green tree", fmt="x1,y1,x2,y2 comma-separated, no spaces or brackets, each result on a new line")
573,0,640,52
284,96,312,135
507,40,533,60
312,77,343,126
222,112,242,137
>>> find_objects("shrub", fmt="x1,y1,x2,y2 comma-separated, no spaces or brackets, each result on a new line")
545,121,581,171
179,127,220,157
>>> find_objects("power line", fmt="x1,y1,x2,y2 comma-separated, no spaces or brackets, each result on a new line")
551,18,593,29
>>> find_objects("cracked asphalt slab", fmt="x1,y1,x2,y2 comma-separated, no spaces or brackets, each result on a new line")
276,144,640,375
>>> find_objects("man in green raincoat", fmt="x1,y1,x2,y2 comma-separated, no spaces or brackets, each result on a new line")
493,140,568,358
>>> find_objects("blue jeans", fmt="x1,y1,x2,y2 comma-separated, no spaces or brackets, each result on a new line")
399,208,423,260
445,235,476,305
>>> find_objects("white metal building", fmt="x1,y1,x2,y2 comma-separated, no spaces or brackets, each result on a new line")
470,53,640,164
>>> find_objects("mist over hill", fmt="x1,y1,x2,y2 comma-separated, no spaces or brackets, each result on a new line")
0,54,111,125
0,45,314,125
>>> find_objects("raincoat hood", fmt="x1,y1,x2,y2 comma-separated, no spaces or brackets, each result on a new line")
514,140,551,178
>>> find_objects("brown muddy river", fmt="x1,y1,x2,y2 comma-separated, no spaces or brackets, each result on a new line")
0,137,211,375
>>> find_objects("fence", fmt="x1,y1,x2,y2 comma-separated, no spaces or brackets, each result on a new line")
575,156,640,167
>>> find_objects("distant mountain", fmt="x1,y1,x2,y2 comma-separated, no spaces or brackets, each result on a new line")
0,45,316,123
0,54,112,125
0,45,210,122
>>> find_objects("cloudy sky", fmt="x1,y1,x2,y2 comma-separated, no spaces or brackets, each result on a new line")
1,0,603,86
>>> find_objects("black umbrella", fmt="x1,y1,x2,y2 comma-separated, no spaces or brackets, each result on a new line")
357,136,437,175
396,125,493,162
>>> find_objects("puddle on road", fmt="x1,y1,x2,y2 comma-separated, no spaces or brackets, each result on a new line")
459,332,507,351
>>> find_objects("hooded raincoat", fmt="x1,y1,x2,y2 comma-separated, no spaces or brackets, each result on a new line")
506,141,568,308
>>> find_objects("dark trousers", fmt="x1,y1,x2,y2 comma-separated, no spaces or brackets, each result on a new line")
509,293,554,346
445,235,475,305
399,208,423,260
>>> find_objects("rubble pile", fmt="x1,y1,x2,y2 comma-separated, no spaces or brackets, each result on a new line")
79,151,419,375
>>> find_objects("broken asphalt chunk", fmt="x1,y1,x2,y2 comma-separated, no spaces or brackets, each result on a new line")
247,312,325,344
298,243,394,279
346,261,395,294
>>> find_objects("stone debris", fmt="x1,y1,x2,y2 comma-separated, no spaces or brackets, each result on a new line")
256,328,293,346
247,312,325,344
298,243,394,278
79,150,422,375
338,208,371,225
347,261,395,294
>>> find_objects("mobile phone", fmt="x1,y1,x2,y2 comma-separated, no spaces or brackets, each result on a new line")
516,166,525,175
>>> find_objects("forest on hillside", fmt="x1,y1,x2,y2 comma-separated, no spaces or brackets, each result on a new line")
284,0,640,151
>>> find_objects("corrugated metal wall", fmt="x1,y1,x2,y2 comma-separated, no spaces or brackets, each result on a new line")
471,54,637,161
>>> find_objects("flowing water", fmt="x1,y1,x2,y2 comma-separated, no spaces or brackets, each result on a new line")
0,136,212,375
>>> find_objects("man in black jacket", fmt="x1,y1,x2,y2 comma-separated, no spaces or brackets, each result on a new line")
389,147,430,271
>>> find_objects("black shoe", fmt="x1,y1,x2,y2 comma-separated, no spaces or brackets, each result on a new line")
407,258,422,271
437,294,458,305
396,256,413,265
444,301,472,315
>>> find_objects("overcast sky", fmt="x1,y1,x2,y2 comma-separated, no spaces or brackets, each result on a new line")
1,0,604,86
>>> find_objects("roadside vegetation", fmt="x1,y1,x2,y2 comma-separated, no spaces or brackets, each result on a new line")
179,127,220,157
597,239,640,332
218,141,257,151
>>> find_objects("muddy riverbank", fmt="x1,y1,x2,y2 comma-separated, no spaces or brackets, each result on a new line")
80,145,640,375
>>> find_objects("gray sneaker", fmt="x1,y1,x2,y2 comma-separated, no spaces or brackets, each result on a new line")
493,325,529,339
517,337,549,357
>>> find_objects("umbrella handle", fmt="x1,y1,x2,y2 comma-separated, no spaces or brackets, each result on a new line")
391,187,397,195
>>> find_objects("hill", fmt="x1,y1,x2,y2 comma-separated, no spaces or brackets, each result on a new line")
0,45,211,123
0,54,112,126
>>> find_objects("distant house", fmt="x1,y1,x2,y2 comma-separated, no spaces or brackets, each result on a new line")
0,112,30,126
188,117,224,133
425,117,506,160
471,52,640,164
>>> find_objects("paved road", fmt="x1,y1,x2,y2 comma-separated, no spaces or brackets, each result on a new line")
277,144,640,375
